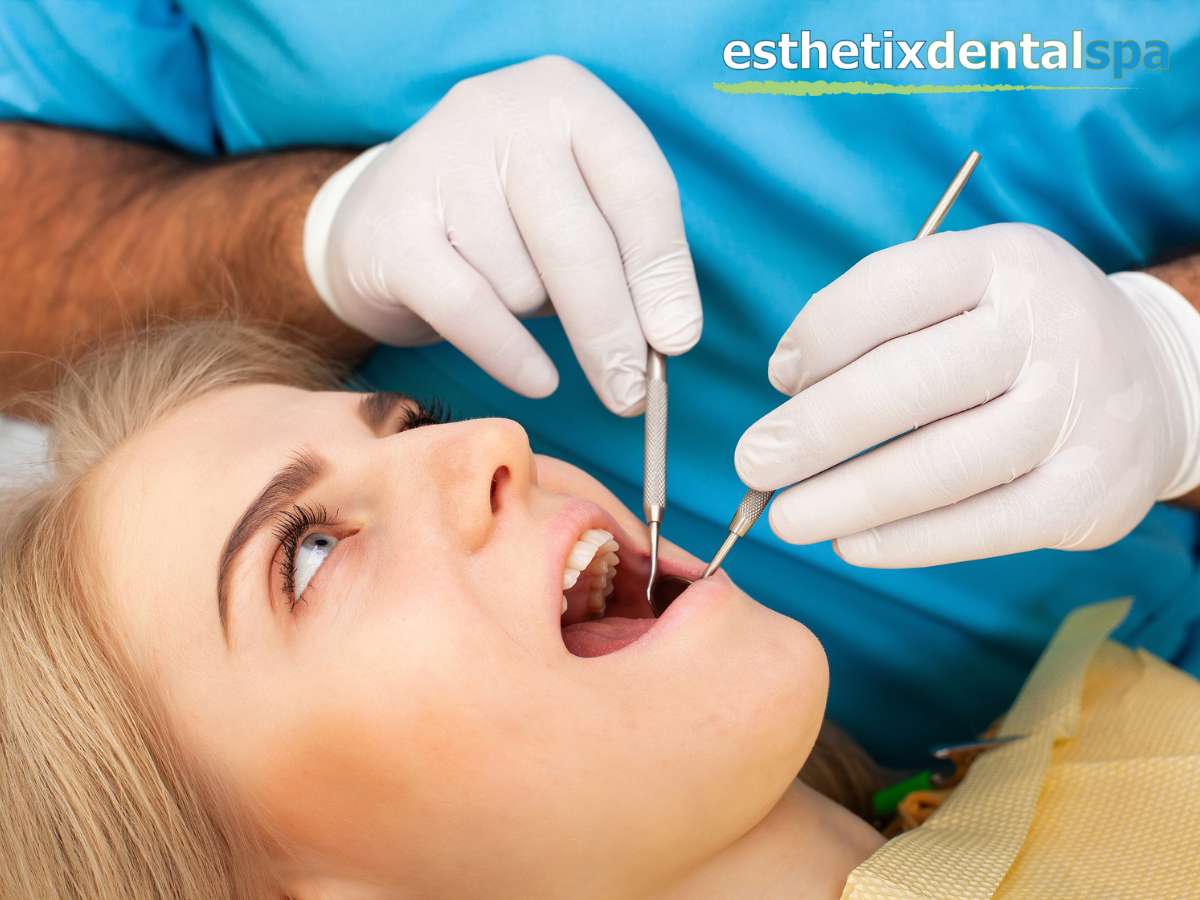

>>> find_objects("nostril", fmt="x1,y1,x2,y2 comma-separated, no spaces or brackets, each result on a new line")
490,466,509,514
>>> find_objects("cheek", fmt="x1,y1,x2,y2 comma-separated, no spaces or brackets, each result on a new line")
251,704,392,865
242,607,555,868
243,665,477,869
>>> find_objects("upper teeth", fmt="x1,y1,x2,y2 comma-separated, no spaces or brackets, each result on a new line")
562,528,619,617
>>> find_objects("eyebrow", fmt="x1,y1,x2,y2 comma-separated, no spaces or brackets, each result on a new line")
359,390,414,434
215,391,416,644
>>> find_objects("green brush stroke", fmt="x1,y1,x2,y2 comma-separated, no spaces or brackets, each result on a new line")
713,80,1131,96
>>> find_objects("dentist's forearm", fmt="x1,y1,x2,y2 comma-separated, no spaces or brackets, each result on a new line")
1146,253,1200,509
1148,253,1200,311
0,123,370,408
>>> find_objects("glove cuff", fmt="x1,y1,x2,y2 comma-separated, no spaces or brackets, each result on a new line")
1112,271,1200,499
302,142,389,319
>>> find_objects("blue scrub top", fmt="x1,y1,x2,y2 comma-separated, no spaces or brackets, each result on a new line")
6,1,1199,763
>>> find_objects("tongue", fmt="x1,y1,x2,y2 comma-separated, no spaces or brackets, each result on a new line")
561,616,656,658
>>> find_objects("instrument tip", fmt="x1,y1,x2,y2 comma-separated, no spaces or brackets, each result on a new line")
645,521,661,614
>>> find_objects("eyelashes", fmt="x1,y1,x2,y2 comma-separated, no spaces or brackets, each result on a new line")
272,503,334,608
397,398,452,430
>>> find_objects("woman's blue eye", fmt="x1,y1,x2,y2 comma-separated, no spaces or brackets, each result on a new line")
293,532,338,599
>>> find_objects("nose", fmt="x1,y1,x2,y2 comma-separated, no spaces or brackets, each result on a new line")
414,418,535,550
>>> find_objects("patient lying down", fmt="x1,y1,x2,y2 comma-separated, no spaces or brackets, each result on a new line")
8,322,1193,900
1,322,882,899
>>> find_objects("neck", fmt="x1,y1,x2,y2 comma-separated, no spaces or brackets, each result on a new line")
656,781,885,900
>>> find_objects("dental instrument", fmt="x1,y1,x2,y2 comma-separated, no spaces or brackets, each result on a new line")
702,149,982,579
929,733,1025,759
872,730,1026,818
644,347,668,612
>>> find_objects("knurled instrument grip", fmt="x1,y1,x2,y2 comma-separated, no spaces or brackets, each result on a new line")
643,351,667,523
730,488,773,537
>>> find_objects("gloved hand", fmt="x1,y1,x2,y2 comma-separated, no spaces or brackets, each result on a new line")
736,223,1200,567
303,55,701,415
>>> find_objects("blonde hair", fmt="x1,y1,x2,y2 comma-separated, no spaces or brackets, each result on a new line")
0,321,343,899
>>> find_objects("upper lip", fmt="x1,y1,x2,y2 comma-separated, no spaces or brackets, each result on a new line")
545,498,702,628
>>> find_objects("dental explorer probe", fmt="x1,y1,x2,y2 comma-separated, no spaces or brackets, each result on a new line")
644,347,668,612
701,149,982,579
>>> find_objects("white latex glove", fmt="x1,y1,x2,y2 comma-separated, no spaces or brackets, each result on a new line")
735,223,1200,567
303,55,702,415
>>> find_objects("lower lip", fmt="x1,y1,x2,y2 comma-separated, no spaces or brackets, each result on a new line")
646,572,730,639
564,572,732,659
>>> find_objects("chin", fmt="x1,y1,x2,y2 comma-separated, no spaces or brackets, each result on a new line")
709,583,830,762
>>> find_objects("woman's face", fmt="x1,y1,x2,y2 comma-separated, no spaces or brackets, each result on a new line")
86,385,827,898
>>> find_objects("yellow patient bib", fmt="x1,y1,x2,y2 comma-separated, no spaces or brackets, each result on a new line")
842,598,1200,899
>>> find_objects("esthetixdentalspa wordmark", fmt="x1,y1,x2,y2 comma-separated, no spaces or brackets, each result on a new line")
716,30,1169,95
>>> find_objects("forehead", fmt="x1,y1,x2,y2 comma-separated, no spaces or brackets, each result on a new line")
84,385,342,669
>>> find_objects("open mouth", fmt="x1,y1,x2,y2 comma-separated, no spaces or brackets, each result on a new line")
554,504,700,658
